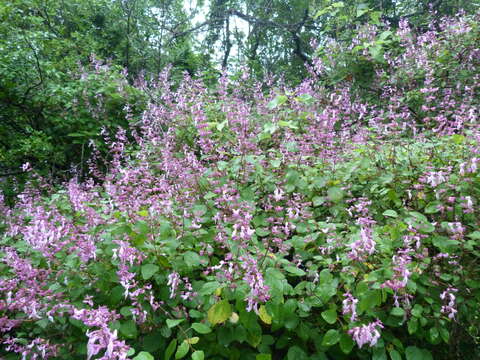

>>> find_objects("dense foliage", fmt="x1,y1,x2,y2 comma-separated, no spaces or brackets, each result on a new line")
1,7,480,360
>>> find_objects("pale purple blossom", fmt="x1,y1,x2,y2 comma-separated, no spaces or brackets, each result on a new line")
167,272,181,299
348,319,384,348
342,292,358,322
86,327,130,360
440,287,458,320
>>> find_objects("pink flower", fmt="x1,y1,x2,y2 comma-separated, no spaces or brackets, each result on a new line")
342,292,358,322
348,319,384,348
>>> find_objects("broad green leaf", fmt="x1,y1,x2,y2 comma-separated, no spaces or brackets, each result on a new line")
285,266,306,276
192,351,204,360
428,327,440,343
321,309,337,324
186,337,199,344
256,355,272,360
408,319,418,334
379,30,393,41
141,264,159,280
296,93,314,104
405,346,432,360
313,196,326,206
411,304,423,318
267,95,288,110
439,327,449,343
175,340,189,359
432,236,459,251
133,352,154,360
451,134,465,144
327,187,344,202
358,290,381,312
165,339,177,360
137,210,149,217
391,307,405,317
191,323,212,334
258,305,272,324
373,348,388,360
425,201,441,214
166,319,184,328
383,209,398,218
199,281,220,296
389,349,402,360
287,346,308,360
207,300,232,325
183,251,201,267
468,231,480,240
339,333,354,354
120,320,138,339
322,329,341,346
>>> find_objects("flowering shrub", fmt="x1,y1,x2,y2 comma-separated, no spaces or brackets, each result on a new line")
1,12,480,360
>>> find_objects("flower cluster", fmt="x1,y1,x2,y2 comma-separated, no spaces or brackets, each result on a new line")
348,320,384,348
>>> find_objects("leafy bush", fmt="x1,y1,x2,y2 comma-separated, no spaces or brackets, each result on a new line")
1,12,480,360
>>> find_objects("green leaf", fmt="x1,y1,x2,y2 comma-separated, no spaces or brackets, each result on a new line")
391,307,405,317
451,134,465,144
135,221,149,235
313,196,326,206
358,290,381,312
120,320,138,339
339,333,354,354
321,309,337,324
165,340,177,360
285,266,306,276
432,236,459,251
137,210,149,217
175,340,189,359
408,319,418,334
405,346,432,360
166,319,185,328
207,300,232,325
256,228,270,237
356,5,370,18
141,264,159,280
287,346,308,360
199,281,220,296
183,251,201,267
256,355,272,360
186,337,199,345
373,348,388,360
258,305,272,324
127,348,136,357
133,352,154,360
296,93,314,104
411,304,423,318
468,231,480,240
191,323,212,334
439,327,449,343
267,95,288,110
428,327,440,343
383,209,398,218
216,120,227,131
192,351,205,360
405,346,422,360
425,201,441,214
389,349,402,360
322,329,341,346
379,30,393,41
327,187,344,202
